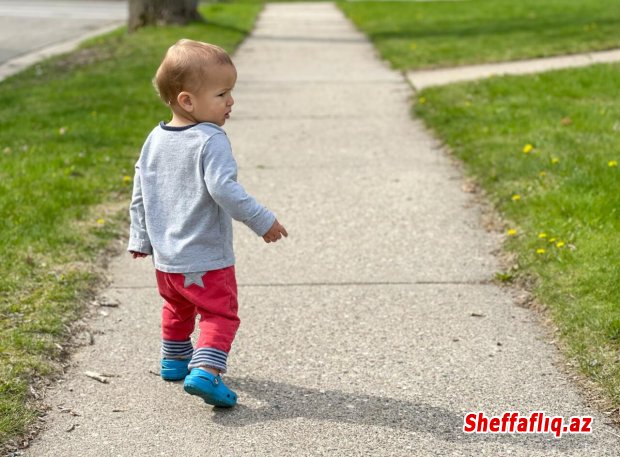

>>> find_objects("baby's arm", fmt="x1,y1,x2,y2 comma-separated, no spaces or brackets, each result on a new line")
127,164,153,257
203,133,286,241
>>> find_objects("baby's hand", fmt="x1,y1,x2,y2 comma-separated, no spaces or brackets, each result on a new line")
263,219,288,243
130,251,149,259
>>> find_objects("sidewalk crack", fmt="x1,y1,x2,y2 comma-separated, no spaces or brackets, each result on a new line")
112,280,494,289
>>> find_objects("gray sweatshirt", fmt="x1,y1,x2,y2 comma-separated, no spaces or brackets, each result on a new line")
127,121,276,273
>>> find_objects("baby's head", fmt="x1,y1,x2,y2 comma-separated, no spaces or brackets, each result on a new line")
154,39,236,126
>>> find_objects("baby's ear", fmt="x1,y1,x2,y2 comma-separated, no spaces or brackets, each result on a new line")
177,92,193,111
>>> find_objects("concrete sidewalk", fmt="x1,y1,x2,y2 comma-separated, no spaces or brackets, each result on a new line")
22,3,620,456
407,48,620,90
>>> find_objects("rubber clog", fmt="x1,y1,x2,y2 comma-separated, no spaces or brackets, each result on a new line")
183,368,237,407
160,358,190,381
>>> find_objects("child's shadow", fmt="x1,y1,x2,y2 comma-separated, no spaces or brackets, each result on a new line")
210,376,596,451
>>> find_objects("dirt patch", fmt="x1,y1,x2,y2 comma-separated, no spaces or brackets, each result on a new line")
52,41,117,73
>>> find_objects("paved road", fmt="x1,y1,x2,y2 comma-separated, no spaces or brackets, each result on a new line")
0,0,125,66
21,3,620,456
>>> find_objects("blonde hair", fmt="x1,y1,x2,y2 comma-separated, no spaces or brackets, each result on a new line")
153,39,233,106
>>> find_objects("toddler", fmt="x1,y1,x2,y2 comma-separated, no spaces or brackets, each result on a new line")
127,39,287,408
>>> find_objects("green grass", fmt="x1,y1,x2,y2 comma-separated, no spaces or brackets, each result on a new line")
338,0,620,69
0,2,263,447
414,63,620,407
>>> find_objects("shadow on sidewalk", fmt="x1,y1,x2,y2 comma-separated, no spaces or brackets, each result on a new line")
206,377,594,452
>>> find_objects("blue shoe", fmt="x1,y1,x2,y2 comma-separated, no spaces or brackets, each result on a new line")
160,358,190,381
183,368,237,407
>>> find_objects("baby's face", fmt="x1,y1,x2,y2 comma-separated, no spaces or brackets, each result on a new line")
192,64,237,126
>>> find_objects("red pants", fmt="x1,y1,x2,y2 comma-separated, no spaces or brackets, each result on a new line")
155,265,240,373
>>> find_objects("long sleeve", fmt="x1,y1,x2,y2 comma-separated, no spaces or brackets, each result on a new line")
127,163,153,254
202,133,276,237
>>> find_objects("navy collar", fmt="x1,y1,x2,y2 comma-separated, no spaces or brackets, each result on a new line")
159,121,199,131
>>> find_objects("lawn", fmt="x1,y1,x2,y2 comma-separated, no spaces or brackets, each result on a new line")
414,63,620,410
338,0,620,69
0,2,263,448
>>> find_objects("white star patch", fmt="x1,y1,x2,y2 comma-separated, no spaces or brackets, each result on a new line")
183,272,206,288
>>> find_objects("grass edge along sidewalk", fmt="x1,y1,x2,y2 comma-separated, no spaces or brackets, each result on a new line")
413,66,620,424
0,3,263,452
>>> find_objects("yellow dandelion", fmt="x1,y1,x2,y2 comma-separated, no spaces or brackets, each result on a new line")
536,248,546,255
556,241,565,248
507,229,517,236
511,194,521,202
410,42,417,50
522,144,534,154
418,97,427,105
123,175,132,184
548,237,557,243
608,160,618,168
538,232,547,239
96,218,105,225
551,157,560,165
539,171,547,177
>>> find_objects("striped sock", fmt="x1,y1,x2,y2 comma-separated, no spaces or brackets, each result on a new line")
161,339,193,359
189,347,228,373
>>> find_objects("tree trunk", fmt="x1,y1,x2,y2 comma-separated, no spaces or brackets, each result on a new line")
128,0,204,33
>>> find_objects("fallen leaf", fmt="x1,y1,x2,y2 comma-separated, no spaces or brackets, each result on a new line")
462,180,477,193
29,386,41,400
